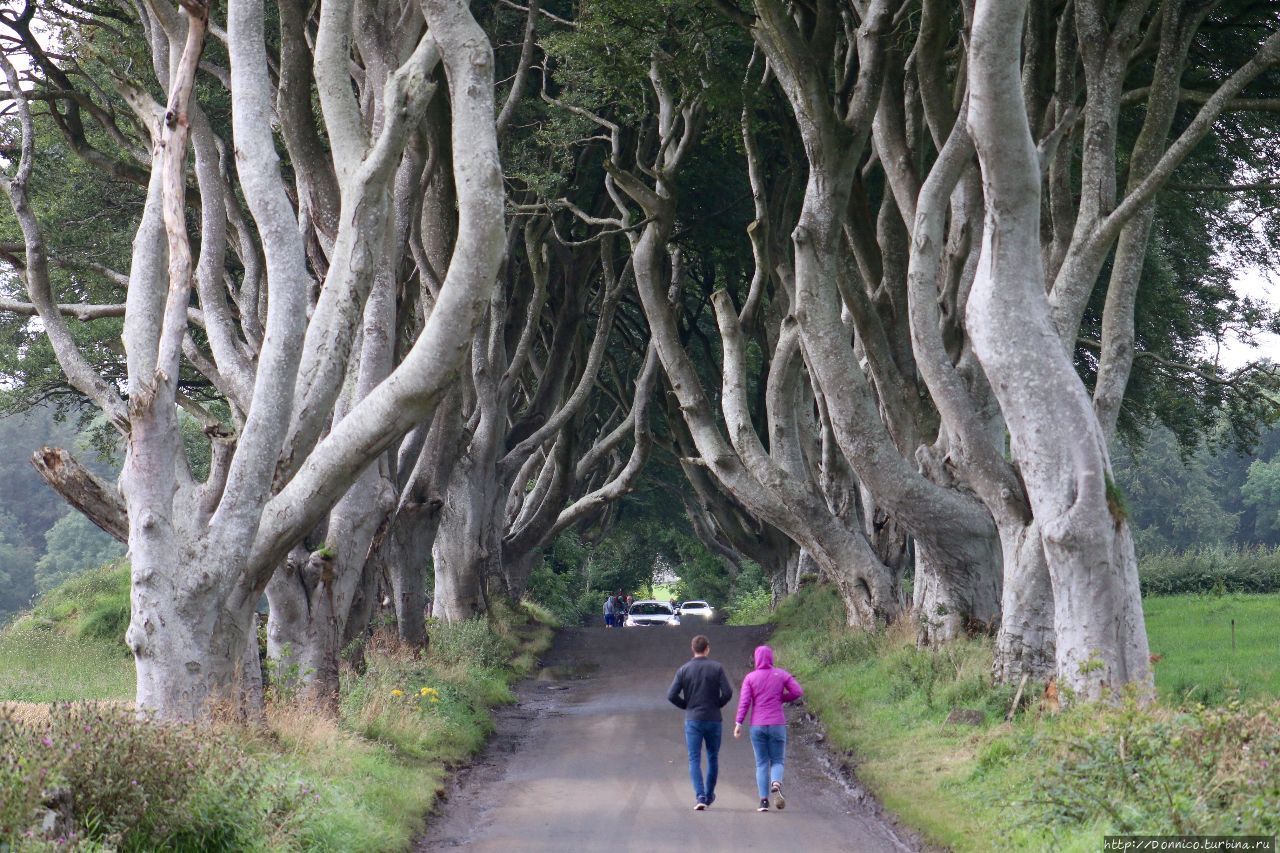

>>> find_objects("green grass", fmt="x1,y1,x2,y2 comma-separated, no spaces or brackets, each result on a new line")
0,565,556,850
768,584,1280,853
0,562,134,702
1145,592,1280,702
0,632,133,702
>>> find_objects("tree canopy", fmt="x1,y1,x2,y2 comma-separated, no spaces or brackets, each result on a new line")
2,0,1278,717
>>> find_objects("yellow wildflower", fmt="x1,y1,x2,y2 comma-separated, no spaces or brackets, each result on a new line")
390,689,404,697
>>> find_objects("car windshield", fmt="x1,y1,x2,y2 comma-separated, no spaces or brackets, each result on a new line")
630,603,671,615
683,602,708,609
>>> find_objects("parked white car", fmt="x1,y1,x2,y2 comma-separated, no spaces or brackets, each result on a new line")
678,600,714,620
624,600,681,627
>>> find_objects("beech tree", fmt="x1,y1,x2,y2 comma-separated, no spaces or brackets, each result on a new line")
5,0,1279,715
1,0,504,718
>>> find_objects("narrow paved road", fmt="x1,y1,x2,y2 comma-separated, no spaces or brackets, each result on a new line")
426,623,919,852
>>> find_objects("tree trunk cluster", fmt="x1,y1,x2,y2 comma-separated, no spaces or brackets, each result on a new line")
3,0,1277,716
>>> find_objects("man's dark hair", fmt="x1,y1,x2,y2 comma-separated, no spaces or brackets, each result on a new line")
691,635,710,655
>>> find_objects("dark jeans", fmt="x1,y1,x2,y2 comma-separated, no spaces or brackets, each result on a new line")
684,720,722,802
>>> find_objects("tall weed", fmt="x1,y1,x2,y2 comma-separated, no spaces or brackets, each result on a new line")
1036,700,1280,834
0,703,312,850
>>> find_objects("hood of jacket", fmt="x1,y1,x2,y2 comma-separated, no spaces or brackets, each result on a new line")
753,645,774,670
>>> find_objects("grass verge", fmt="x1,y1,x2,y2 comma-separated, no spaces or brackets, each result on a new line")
768,584,1280,852
1,574,555,851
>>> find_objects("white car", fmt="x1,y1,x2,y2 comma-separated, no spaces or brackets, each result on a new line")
678,600,714,620
624,600,681,627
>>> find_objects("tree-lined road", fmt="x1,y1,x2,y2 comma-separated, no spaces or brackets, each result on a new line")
427,624,916,852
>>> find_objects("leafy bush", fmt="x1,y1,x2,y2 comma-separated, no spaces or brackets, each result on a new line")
1139,545,1280,596
0,703,311,850
1036,699,1280,835
723,561,772,625
525,558,588,625
341,640,506,763
726,587,772,625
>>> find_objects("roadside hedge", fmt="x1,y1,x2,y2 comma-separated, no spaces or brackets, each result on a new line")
1139,545,1280,596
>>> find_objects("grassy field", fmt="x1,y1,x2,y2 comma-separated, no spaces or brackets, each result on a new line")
0,565,556,849
1145,593,1280,702
768,585,1280,853
0,563,134,702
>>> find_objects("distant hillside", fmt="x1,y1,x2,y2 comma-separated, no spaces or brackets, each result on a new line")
0,562,132,702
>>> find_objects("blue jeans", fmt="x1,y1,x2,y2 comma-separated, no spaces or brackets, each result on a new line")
684,720,722,802
750,725,787,799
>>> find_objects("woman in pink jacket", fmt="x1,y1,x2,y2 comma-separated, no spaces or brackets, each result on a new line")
733,645,803,812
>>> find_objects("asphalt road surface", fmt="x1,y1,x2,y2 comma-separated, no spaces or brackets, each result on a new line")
426,622,920,853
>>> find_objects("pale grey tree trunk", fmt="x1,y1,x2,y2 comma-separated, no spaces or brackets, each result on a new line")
967,0,1151,701
385,528,429,647
432,435,503,621
1,0,504,720
991,517,1055,681
240,612,265,719
265,547,312,684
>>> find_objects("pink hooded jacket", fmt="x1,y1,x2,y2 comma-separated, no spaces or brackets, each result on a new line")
735,645,803,726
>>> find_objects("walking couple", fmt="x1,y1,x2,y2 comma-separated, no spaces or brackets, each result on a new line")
667,634,804,813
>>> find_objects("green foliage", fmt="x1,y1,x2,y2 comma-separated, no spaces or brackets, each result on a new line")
725,586,771,625
724,561,771,625
0,563,134,703
1139,546,1280,595
1113,422,1280,556
1104,474,1128,524
1035,700,1280,835
0,407,123,622
1242,458,1280,543
10,562,130,644
426,615,518,672
524,532,592,624
34,512,124,594
0,517,38,620
671,539,730,604
766,583,1280,851
0,703,315,850
338,603,551,789
0,571,556,849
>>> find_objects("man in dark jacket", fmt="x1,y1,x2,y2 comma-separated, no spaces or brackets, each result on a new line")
667,634,733,810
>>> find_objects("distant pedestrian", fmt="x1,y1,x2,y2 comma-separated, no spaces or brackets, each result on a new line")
734,645,803,812
603,595,616,628
667,634,733,811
